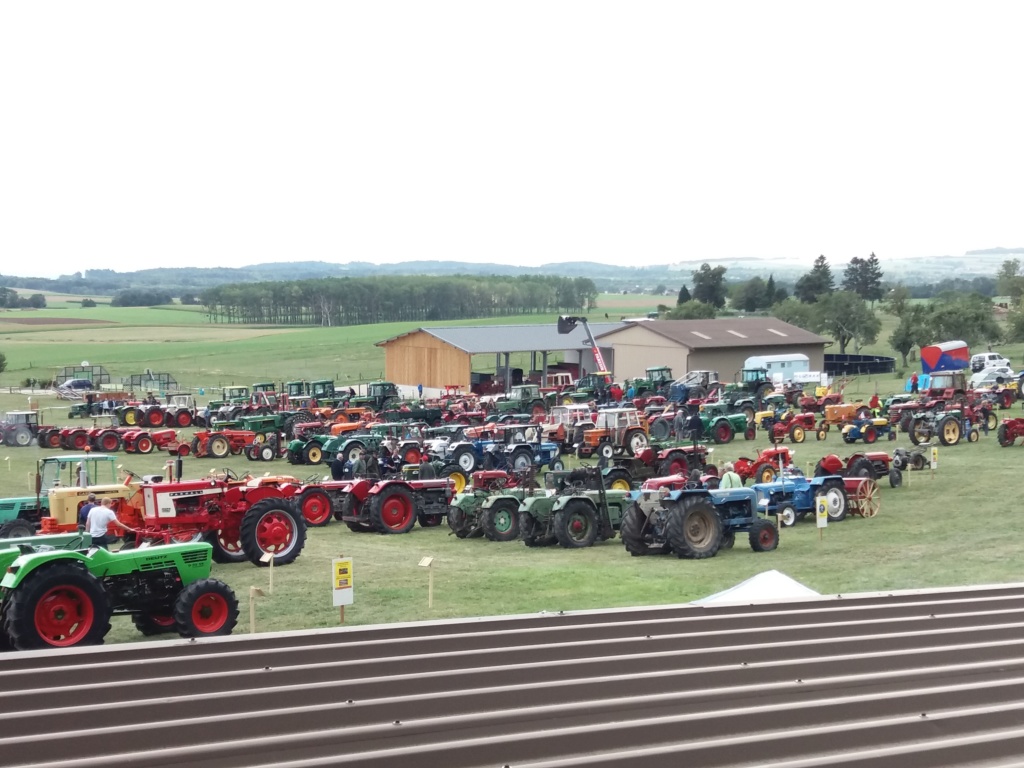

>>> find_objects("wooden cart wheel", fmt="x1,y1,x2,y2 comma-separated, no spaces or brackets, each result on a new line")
857,478,880,518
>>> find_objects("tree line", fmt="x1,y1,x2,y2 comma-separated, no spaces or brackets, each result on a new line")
198,275,599,325
0,288,46,309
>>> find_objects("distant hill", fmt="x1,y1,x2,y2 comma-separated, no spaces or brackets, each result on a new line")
0,250,1013,297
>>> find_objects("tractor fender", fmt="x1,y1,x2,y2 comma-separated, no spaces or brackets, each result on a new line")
550,494,596,514
480,492,525,510
0,548,101,590
817,454,845,474
365,479,415,499
808,474,845,488
235,485,287,506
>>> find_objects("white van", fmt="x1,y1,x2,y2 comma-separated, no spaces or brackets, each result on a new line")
971,352,1011,373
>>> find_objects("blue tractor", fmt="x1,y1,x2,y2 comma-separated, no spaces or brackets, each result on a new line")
621,476,779,559
750,469,849,527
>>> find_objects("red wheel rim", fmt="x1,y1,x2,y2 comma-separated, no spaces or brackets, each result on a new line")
302,492,332,525
217,529,243,555
101,433,119,451
190,592,229,633
33,585,95,647
147,410,162,426
759,527,775,547
668,457,686,475
254,510,296,554
72,433,88,450
177,412,192,427
151,615,175,628
137,437,153,453
47,432,61,448
717,424,730,441
379,495,414,531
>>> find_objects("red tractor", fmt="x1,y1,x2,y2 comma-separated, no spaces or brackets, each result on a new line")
764,411,819,444
294,477,451,533
190,430,258,458
122,470,306,566
798,378,851,413
814,451,899,485
600,445,711,490
997,418,1024,447
734,446,794,485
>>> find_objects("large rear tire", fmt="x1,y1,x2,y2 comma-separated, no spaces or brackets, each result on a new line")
3,562,112,650
370,486,417,534
847,456,875,480
667,499,722,559
552,499,599,548
620,503,670,556
816,481,849,522
239,499,306,566
298,488,333,527
482,498,521,542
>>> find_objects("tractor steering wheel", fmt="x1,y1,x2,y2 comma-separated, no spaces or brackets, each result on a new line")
304,473,322,485
220,468,239,481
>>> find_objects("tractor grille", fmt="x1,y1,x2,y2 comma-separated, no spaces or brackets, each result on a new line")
136,558,175,572
181,550,210,565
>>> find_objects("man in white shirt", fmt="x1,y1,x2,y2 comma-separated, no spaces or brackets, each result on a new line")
86,498,132,549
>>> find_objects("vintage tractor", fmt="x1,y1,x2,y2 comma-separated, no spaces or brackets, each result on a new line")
621,479,779,558
162,394,202,427
797,379,849,413
908,409,971,446
518,467,631,549
541,404,596,453
925,370,968,404
601,444,713,490
818,402,873,436
996,418,1024,447
445,470,543,542
722,368,775,409
764,411,819,444
307,477,450,534
0,454,127,537
815,451,899,484
840,418,893,444
0,540,239,650
698,405,754,445
667,370,723,404
0,411,50,448
891,446,930,471
734,446,794,485
568,372,613,404
190,429,258,459
351,381,401,412
502,430,565,472
123,473,306,566
494,384,548,418
626,366,674,398
751,470,850,527
578,407,650,459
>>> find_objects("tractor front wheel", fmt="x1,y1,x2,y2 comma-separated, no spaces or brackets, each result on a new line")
626,429,648,456
208,435,231,459
938,415,961,446
997,423,1015,447
3,562,112,650
713,421,734,445
621,503,670,556
789,425,805,443
174,578,239,638
132,613,177,636
298,488,333,527
749,518,779,552
239,499,307,566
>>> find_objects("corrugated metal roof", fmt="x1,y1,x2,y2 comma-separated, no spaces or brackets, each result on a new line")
5,582,1024,767
596,318,827,349
376,322,624,354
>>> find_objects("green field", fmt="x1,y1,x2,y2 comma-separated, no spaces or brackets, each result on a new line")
0,296,1021,647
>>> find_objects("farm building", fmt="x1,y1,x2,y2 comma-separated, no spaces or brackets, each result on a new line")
595,318,827,381
375,322,623,390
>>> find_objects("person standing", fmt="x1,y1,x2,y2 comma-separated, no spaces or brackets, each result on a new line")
86,498,131,549
910,372,919,394
78,493,98,526
417,383,423,400
673,406,688,440
719,462,743,488
686,409,704,450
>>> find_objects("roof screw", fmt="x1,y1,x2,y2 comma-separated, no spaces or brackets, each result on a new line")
921,713,928,718
393,720,401,726
796,679,803,683
263,666,271,671
741,662,748,667
346,700,353,704
645,635,652,639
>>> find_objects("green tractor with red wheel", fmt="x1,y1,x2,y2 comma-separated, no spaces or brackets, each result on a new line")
517,467,632,548
0,536,238,651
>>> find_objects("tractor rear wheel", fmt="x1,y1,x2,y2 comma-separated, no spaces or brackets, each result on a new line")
97,430,122,452
621,503,670,556
658,451,689,477
208,435,231,459
997,423,1015,447
132,613,177,636
482,498,521,542
12,427,32,447
209,530,248,564
146,408,164,427
135,435,154,454
440,465,469,494
370,486,417,534
816,481,849,522
44,429,62,449
303,443,323,465
749,518,779,552
909,420,930,446
667,499,722,559
447,504,472,538
848,456,875,480
3,562,112,650
69,430,89,451
863,426,877,444
239,499,307,566
553,499,599,548
176,411,193,427
625,429,648,456
603,468,633,491
938,415,961,446
650,419,671,441
0,519,35,539
298,488,333,527
510,447,533,472
912,453,927,470
713,421,734,445
173,578,239,638
520,512,555,547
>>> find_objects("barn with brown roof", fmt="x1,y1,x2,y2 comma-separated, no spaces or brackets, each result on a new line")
595,318,828,381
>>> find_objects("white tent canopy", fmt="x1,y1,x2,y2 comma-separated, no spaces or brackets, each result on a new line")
692,570,819,606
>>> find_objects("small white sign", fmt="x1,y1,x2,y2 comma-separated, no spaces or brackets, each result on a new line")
816,496,828,529
930,447,938,470
332,557,354,607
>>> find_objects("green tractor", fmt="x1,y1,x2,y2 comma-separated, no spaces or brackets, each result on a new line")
722,368,774,410
446,469,541,541
310,379,343,408
495,384,547,417
626,366,674,397
0,540,238,650
518,467,632,548
352,381,402,412
569,372,613,403
698,402,757,443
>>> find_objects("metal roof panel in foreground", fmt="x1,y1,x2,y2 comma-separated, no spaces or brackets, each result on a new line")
4,583,1024,767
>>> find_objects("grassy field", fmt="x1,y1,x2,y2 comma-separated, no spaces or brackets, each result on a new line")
0,295,1022,647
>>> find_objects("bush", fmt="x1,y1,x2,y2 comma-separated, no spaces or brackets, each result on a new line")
81,298,97,308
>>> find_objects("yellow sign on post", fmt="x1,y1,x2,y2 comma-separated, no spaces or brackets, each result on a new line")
816,495,828,536
930,446,938,471
332,557,354,608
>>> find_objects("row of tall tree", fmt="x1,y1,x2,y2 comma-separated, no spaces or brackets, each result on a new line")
0,288,45,309
198,275,598,325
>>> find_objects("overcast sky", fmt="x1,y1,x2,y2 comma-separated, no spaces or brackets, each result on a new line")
2,1,1022,279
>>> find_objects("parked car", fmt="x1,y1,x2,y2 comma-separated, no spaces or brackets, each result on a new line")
969,365,1016,389
971,353,1011,373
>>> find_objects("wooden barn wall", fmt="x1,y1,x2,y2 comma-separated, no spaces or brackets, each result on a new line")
382,333,471,389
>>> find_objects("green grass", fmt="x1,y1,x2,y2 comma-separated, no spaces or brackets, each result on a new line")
0,296,1021,647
